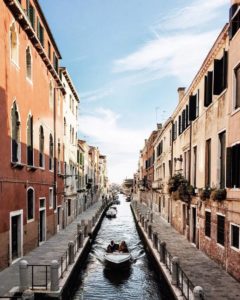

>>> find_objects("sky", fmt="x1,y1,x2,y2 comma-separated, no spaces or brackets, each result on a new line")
39,0,229,183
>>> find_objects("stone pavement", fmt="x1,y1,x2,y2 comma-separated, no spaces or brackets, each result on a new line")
0,200,103,297
134,201,240,300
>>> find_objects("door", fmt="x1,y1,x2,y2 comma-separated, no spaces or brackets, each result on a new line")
182,204,186,234
11,216,19,260
39,209,46,243
192,207,197,244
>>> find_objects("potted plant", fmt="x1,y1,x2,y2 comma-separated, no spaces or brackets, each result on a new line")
199,187,211,201
211,188,227,201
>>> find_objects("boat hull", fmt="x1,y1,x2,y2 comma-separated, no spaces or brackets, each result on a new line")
104,253,131,270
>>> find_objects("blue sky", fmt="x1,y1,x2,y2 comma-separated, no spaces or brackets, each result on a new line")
39,0,229,183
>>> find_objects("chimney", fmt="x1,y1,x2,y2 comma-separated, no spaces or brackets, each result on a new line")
157,123,162,130
177,87,185,103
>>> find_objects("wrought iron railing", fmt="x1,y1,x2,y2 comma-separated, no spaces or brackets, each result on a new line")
176,263,194,300
28,264,50,290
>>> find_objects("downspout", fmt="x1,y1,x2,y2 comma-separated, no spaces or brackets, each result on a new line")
53,87,57,233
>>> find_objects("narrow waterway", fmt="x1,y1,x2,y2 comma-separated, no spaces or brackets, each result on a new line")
71,195,173,300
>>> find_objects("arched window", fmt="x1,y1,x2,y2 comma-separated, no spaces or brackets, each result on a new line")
39,126,44,167
64,117,66,135
49,134,53,170
11,102,21,163
26,47,32,80
49,81,54,108
27,115,33,165
27,188,34,221
10,23,19,65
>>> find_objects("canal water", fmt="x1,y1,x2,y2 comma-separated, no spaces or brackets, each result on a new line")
71,194,173,300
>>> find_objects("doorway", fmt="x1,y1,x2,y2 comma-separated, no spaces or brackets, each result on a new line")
10,210,23,263
39,198,46,244
192,207,197,244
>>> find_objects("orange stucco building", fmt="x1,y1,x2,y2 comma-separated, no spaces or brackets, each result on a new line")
0,0,65,269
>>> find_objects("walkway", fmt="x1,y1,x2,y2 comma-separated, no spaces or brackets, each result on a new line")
135,201,240,300
0,200,103,297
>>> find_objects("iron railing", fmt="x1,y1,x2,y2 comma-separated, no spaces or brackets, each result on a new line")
164,247,173,274
60,248,69,278
176,264,194,300
28,264,50,290
0,297,22,299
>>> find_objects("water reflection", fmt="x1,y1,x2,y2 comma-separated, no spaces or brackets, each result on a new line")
71,195,173,300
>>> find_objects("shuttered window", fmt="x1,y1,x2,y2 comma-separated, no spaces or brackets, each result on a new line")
182,110,185,131
226,144,240,188
229,8,240,40
205,211,211,238
189,94,197,121
178,115,181,135
217,215,225,246
205,139,211,187
186,105,189,127
29,3,35,29
173,121,177,141
37,19,44,47
204,72,213,107
213,51,228,96
231,224,240,249
234,65,240,109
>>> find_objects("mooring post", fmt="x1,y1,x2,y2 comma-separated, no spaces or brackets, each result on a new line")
19,260,28,292
171,256,180,285
88,219,92,234
147,224,152,239
22,290,34,300
153,232,158,249
160,241,166,263
68,241,75,264
193,286,205,300
50,260,59,291
78,230,84,248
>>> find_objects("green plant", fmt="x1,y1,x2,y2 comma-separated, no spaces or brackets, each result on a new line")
211,188,227,201
168,173,188,194
199,187,211,201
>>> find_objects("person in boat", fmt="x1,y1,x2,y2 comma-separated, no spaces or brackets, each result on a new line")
107,240,119,253
119,240,129,253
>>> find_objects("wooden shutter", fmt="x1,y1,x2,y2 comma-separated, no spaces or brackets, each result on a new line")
189,95,197,121
223,51,228,90
207,71,213,105
29,4,35,29
204,75,208,107
226,147,232,188
186,105,189,127
182,110,185,131
213,59,223,95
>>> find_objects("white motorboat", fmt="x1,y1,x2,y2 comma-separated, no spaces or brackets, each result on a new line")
106,208,117,218
104,252,131,269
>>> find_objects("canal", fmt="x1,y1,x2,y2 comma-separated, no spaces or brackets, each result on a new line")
71,194,173,300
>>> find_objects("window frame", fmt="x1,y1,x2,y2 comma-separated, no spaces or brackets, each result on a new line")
233,62,240,111
27,187,35,222
217,213,225,247
230,222,240,251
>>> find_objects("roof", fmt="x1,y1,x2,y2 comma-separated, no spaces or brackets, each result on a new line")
60,67,80,102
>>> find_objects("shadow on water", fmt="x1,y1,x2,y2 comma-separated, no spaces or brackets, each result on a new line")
103,267,132,285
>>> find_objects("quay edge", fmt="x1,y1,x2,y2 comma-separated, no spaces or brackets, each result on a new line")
130,203,184,300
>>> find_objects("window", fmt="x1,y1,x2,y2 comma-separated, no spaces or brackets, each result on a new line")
205,211,211,237
27,0,35,29
189,94,197,121
231,224,240,249
37,19,44,46
193,146,197,187
219,131,226,188
48,41,51,60
204,71,213,107
178,115,182,135
182,109,186,131
186,105,189,127
39,126,44,167
226,144,240,188
169,129,172,146
10,23,19,65
27,188,34,221
213,51,228,95
205,139,211,187
49,134,53,170
49,188,53,208
234,64,240,110
26,47,32,80
53,52,58,72
69,95,72,110
217,215,225,246
168,160,172,177
27,115,33,166
58,140,61,174
173,121,177,140
11,102,21,163
70,125,72,143
68,199,71,216
157,141,163,157
229,7,240,39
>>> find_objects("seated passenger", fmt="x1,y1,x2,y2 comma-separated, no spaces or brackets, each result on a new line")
119,240,128,253
107,240,118,252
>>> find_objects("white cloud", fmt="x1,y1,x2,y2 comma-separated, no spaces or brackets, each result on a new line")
112,0,228,85
80,87,114,103
159,0,228,31
78,108,151,183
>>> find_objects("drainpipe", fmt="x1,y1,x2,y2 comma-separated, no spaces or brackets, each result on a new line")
53,87,57,233
170,119,174,225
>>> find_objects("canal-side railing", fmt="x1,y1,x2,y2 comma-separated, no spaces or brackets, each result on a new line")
176,263,194,300
28,264,50,290
60,248,70,278
0,297,22,299
133,202,198,300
